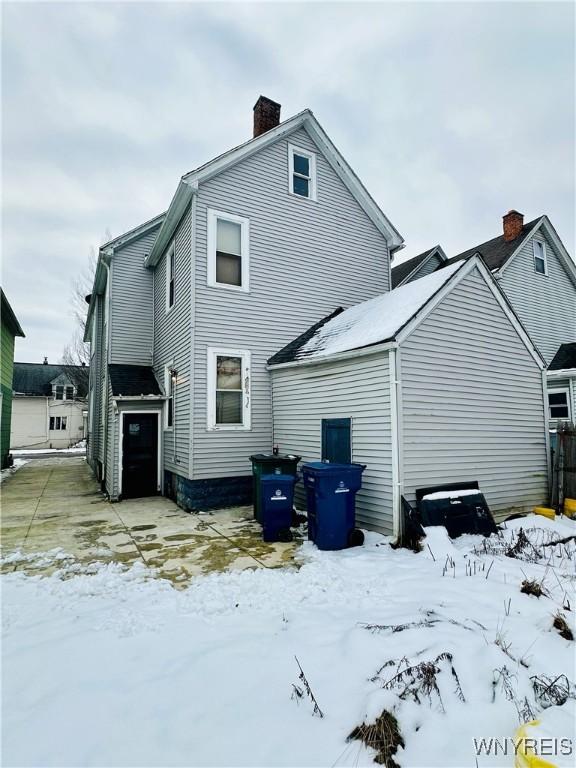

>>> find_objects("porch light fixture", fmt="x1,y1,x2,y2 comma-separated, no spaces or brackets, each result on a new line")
169,368,178,383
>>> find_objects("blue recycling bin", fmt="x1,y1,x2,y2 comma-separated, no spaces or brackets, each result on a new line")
302,462,366,550
260,474,297,543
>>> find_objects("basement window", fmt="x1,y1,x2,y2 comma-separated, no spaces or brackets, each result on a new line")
207,348,251,430
548,389,570,420
207,210,250,292
288,144,317,200
533,240,547,275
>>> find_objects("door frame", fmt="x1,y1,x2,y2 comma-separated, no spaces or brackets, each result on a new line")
118,409,162,498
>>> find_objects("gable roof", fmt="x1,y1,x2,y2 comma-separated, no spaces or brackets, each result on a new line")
548,342,576,372
145,108,404,267
268,255,545,369
13,362,86,396
391,245,446,288
108,364,162,397
1,289,25,338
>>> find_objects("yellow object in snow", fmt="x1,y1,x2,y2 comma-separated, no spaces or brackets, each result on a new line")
514,720,557,768
563,498,576,518
533,506,556,520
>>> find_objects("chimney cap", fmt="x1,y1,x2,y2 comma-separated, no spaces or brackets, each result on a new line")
253,95,281,111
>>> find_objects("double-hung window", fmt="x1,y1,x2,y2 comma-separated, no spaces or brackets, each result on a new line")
54,385,64,400
164,366,174,430
166,242,175,310
207,348,251,430
207,210,250,291
533,240,547,275
65,385,74,400
288,144,317,200
548,388,570,420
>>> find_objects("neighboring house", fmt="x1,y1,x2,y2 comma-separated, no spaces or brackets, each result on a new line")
11,361,88,449
1,289,25,468
84,96,404,503
85,97,549,531
391,211,576,426
268,257,549,534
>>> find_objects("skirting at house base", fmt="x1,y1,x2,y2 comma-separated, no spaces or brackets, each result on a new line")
164,471,252,512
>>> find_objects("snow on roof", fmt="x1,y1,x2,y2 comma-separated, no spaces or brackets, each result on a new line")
296,261,465,361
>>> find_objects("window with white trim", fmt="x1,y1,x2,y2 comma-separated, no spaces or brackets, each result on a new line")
65,385,75,400
533,239,547,275
54,385,64,400
207,210,250,291
207,348,251,430
548,388,570,420
288,144,317,200
166,242,175,310
164,366,175,430
49,416,67,431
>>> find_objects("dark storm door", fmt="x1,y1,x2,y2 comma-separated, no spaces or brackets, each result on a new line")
121,413,159,499
321,418,351,464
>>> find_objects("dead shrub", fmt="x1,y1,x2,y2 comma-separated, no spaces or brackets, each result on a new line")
348,709,404,767
531,673,576,708
552,612,574,641
520,579,547,598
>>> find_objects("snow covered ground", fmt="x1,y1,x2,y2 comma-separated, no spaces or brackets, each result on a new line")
2,515,575,767
10,446,86,455
0,458,29,484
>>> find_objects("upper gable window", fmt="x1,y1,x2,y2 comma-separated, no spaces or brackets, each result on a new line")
54,385,64,400
166,242,175,310
207,210,250,292
533,239,547,275
288,144,317,200
65,385,74,400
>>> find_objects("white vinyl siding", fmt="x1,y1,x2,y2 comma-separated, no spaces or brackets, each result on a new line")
498,228,576,363
191,126,392,481
271,353,394,534
400,267,548,517
153,205,192,478
109,227,159,365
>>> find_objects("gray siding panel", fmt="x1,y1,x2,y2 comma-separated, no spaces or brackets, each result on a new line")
499,229,576,363
271,354,394,535
153,206,192,478
400,267,548,516
192,126,392,480
110,229,159,366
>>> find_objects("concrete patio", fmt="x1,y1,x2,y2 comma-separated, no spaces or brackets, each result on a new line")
0,457,303,586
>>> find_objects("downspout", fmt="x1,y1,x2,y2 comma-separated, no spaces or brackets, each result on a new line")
188,188,198,481
389,346,403,540
541,370,552,503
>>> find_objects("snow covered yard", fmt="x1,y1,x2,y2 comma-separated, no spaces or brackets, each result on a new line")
0,458,29,484
2,515,575,768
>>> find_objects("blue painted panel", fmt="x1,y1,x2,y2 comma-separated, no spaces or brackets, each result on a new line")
321,418,351,464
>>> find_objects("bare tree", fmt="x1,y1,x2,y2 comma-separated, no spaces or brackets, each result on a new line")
61,230,110,395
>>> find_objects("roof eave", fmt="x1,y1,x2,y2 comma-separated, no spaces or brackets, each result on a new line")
267,340,398,371
145,181,195,268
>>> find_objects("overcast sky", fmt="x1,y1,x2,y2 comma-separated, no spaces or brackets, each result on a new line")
2,1,574,362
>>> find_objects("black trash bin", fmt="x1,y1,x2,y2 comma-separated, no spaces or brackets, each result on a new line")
260,474,297,543
249,453,301,523
302,462,366,550
416,482,497,538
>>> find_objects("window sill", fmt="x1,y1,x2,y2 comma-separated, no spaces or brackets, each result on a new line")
288,190,318,203
207,425,251,432
165,304,175,315
207,281,250,294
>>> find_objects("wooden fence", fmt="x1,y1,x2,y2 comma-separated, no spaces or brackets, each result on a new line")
551,422,576,511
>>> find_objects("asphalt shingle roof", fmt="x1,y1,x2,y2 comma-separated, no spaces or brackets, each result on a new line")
108,364,162,397
445,218,541,271
548,343,576,372
391,247,437,288
13,362,87,397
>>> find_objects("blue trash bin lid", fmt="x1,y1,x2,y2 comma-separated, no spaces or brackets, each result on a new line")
302,462,366,475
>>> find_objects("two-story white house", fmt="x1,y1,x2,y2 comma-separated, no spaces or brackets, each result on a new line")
85,98,550,535
391,210,576,427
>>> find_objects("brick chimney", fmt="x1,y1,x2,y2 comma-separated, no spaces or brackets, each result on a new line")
502,210,524,241
253,96,281,138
